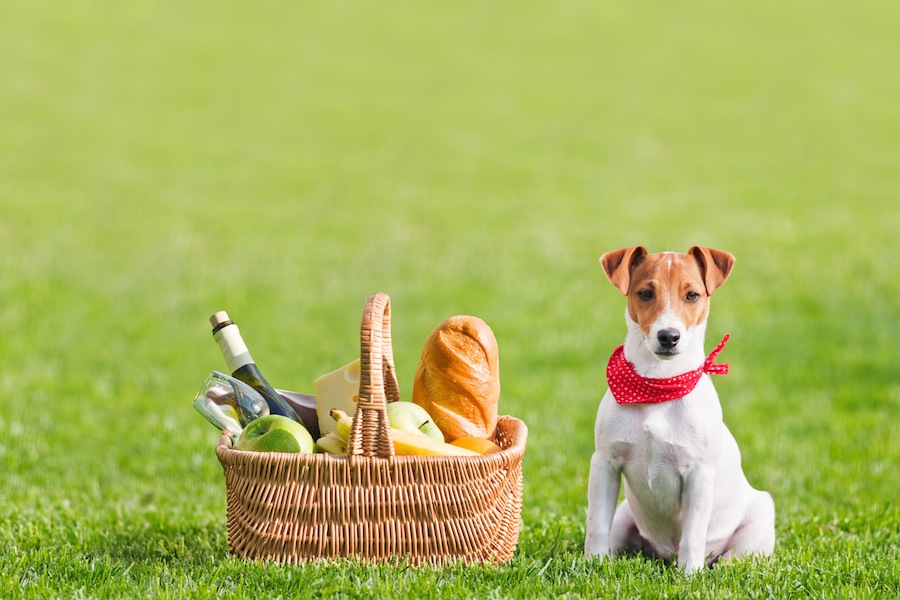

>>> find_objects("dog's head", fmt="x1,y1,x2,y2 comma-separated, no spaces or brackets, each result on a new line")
600,246,735,359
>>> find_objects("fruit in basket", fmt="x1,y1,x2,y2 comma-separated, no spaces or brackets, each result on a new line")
386,401,443,441
412,316,500,442
330,409,354,441
450,436,503,454
329,409,477,456
390,428,480,457
316,432,348,455
234,415,314,453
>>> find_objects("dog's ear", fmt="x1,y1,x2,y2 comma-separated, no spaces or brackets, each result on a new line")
600,246,647,295
689,246,735,295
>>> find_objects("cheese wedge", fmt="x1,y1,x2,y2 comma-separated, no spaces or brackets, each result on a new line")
314,359,360,435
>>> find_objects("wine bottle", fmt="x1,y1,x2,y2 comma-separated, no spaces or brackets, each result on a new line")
209,311,302,422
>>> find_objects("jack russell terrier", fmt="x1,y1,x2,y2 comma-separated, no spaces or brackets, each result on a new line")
584,246,774,573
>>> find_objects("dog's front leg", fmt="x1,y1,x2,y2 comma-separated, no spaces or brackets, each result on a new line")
584,451,622,559
678,465,716,574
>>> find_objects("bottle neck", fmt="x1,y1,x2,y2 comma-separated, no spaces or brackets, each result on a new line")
213,323,254,373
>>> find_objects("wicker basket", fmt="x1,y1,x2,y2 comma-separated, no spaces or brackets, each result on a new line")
215,292,528,564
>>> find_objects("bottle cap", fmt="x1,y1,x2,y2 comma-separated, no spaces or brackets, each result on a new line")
210,311,233,329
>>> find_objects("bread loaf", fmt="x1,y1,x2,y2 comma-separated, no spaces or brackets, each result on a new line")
412,316,500,442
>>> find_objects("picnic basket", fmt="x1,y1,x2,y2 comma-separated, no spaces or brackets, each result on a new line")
215,292,528,564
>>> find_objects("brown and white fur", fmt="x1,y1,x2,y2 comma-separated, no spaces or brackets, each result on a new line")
584,246,774,573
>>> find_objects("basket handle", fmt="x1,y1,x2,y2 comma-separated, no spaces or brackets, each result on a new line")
347,292,397,457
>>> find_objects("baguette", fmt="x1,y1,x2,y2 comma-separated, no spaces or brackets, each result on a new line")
412,316,499,442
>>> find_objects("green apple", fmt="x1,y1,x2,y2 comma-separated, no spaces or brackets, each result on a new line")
386,402,444,441
235,415,314,453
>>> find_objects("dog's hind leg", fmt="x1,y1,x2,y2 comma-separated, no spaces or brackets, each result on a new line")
717,490,776,563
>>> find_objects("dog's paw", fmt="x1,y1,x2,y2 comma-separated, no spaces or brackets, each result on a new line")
585,550,611,563
584,539,611,560
679,559,706,575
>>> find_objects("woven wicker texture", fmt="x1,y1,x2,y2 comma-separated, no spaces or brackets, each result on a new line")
216,292,528,564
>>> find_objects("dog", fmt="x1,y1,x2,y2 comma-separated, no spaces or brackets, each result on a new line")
584,246,774,574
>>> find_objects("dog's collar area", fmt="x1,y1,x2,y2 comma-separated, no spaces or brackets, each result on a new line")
607,335,730,404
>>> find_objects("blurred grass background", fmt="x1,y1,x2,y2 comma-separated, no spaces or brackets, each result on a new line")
1,1,898,597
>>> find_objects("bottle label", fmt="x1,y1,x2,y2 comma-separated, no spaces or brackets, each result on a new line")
214,324,254,372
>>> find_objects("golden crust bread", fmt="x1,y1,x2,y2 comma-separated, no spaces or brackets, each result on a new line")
412,316,499,442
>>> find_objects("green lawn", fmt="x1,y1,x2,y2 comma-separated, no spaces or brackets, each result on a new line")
2,1,898,598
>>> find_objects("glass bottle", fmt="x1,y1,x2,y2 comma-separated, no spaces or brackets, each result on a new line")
210,311,302,422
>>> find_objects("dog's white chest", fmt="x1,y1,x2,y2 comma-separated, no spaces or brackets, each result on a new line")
628,407,695,491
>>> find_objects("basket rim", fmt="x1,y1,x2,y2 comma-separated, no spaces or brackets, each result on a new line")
216,414,527,466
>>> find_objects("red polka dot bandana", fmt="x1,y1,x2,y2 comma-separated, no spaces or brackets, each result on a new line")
606,335,731,404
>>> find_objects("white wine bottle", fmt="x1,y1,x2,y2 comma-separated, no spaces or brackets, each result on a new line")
209,311,302,422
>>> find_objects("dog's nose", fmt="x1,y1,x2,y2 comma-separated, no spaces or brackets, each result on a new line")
657,328,680,350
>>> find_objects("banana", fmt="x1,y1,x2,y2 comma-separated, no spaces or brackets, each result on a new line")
330,409,353,442
390,428,479,457
327,408,478,457
316,432,348,455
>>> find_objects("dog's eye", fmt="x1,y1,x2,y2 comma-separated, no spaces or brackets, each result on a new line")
637,290,654,301
686,291,701,302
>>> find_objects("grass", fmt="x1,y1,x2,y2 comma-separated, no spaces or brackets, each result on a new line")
2,1,898,598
